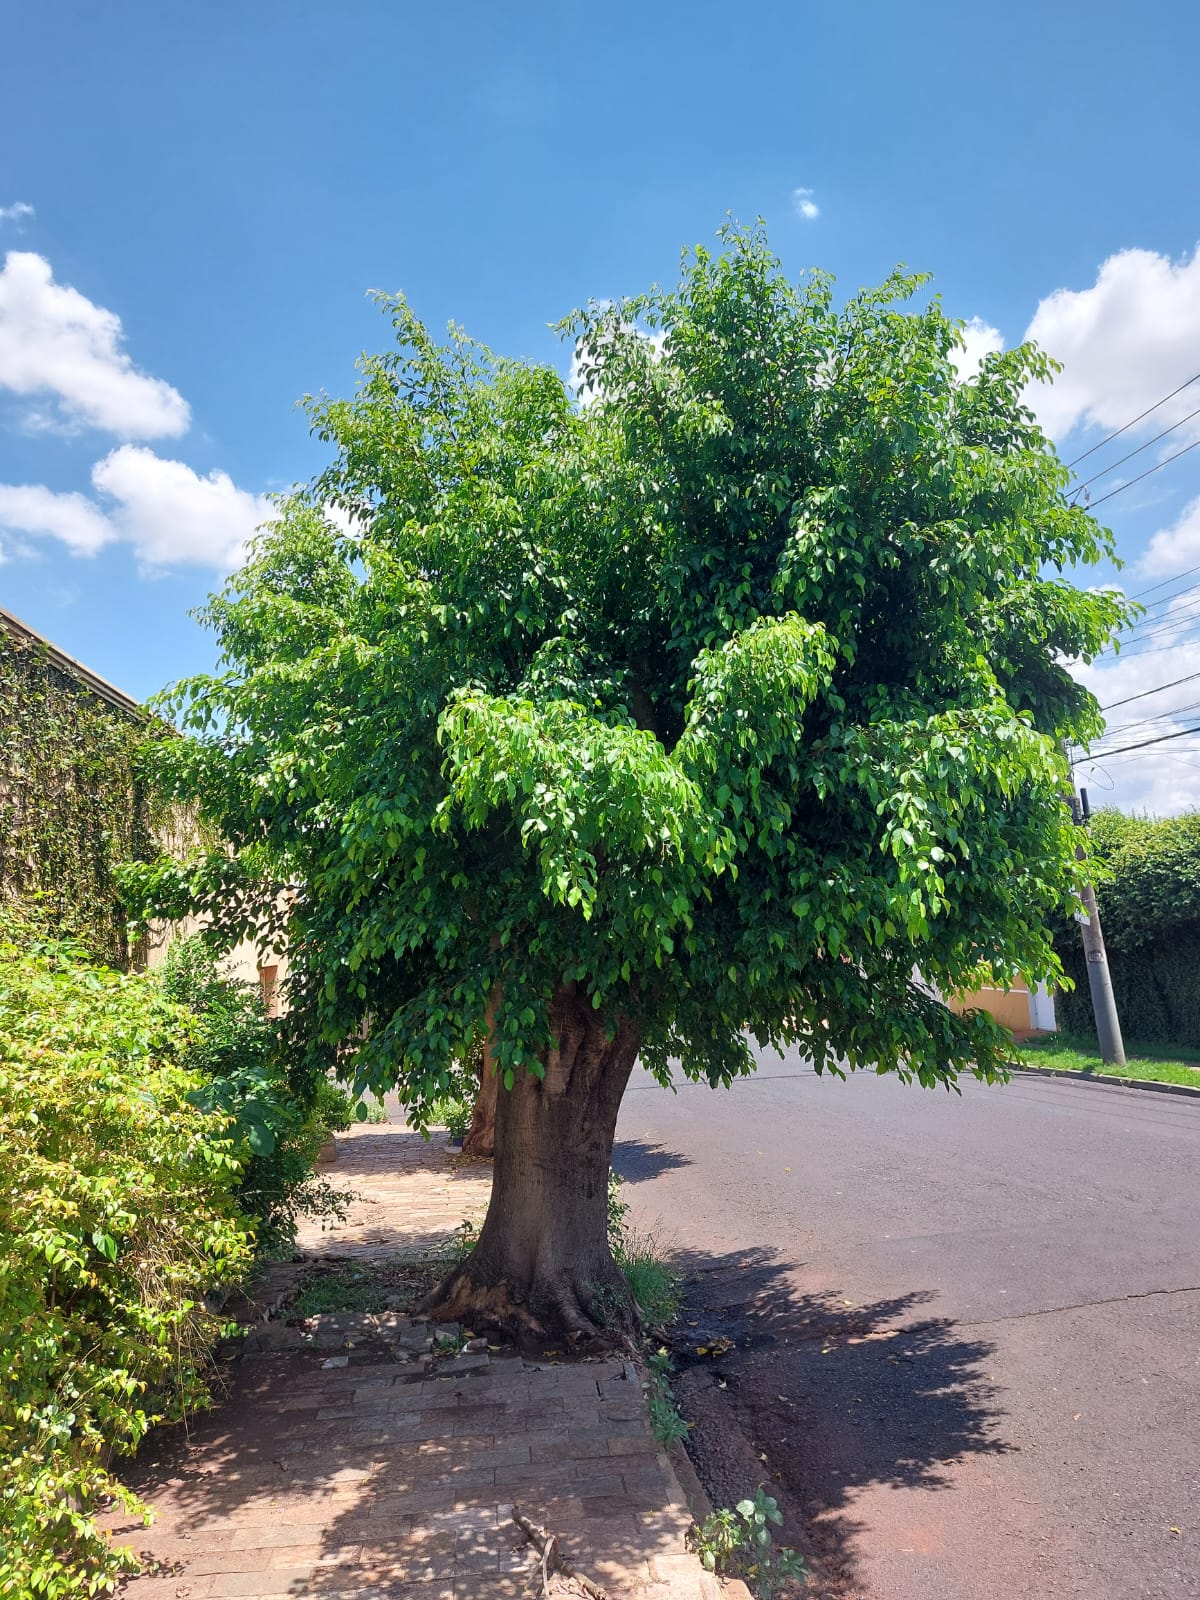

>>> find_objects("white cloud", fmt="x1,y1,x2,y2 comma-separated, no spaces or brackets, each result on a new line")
1073,637,1200,815
0,446,272,571
1024,246,1200,446
951,316,1004,379
792,187,820,221
1140,495,1200,576
0,202,34,227
0,481,113,554
0,251,190,439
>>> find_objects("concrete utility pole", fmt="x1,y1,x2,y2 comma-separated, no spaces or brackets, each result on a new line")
1071,785,1126,1067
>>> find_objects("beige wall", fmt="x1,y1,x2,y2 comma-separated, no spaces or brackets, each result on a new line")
145,916,289,1016
947,976,1056,1035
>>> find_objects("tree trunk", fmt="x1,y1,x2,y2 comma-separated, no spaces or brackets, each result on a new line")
420,984,641,1346
460,989,499,1158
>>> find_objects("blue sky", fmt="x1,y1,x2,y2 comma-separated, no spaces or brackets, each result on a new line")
2,1,1200,810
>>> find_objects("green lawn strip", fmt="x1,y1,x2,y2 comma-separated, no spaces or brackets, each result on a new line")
1016,1032,1200,1088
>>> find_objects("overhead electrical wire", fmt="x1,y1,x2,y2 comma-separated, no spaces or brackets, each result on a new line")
1130,561,1200,602
1080,723,1200,760
1100,670,1200,711
1093,697,1200,742
1086,436,1200,511
1100,632,1200,662
1071,401,1200,495
1066,370,1200,469
1108,598,1200,647
1130,576,1200,618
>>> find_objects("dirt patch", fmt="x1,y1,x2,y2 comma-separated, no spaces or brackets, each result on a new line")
280,1251,450,1319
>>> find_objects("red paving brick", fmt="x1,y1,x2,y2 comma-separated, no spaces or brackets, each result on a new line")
112,1118,715,1598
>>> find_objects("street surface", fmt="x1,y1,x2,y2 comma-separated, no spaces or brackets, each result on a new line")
615,1047,1200,1600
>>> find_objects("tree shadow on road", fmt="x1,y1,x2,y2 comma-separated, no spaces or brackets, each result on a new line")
665,1245,1011,1597
612,1137,694,1183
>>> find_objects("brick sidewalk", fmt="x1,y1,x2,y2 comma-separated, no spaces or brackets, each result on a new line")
112,1115,719,1599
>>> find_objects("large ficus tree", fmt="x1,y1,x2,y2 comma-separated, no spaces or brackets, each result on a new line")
137,225,1128,1342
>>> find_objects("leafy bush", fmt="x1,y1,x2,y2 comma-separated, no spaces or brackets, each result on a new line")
158,938,353,1255
691,1487,808,1598
0,913,254,1599
1054,809,1200,1045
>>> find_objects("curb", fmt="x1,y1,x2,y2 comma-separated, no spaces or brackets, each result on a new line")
1009,1064,1200,1100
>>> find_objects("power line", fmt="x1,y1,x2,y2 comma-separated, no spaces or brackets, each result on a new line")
1100,609,1200,655
1130,561,1200,601
1082,722,1200,760
1097,617,1200,660
1087,436,1200,511
1101,630,1200,662
1066,370,1200,469
1097,697,1200,740
1073,401,1200,495
1111,597,1200,646
1099,669,1200,711
1129,576,1200,618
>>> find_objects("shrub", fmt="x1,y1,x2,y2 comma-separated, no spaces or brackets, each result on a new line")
158,938,353,1255
1054,809,1200,1045
691,1487,808,1598
0,913,254,1599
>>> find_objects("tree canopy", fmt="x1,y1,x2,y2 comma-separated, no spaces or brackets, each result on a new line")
132,224,1129,1110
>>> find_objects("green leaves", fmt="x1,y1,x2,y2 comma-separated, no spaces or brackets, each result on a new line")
0,911,255,1598
138,221,1130,1113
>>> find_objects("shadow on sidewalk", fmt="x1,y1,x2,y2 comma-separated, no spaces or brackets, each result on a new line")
662,1244,1010,1597
318,1127,485,1185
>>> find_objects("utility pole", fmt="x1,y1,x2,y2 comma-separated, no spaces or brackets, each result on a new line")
1070,783,1126,1067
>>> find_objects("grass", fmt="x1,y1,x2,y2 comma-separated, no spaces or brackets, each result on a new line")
1016,1031,1200,1089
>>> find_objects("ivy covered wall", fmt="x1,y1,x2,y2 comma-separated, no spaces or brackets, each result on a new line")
0,623,164,969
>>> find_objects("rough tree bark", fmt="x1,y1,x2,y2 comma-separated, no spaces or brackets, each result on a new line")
421,983,641,1345
460,988,499,1158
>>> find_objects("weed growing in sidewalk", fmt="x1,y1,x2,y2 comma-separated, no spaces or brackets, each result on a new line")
645,1348,691,1448
608,1171,680,1330
691,1487,808,1599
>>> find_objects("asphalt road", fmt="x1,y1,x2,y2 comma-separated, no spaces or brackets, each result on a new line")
614,1047,1200,1600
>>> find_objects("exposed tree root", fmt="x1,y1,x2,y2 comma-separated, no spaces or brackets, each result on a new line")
512,1505,608,1599
418,1254,639,1353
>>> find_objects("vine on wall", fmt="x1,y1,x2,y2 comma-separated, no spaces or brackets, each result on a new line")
0,629,167,968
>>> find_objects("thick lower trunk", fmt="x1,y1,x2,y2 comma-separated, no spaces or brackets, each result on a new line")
421,985,640,1346
459,992,499,1158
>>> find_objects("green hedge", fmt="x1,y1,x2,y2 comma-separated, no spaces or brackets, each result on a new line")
1054,810,1200,1047
0,913,255,1599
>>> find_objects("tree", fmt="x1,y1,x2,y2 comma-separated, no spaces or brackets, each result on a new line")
132,224,1129,1343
